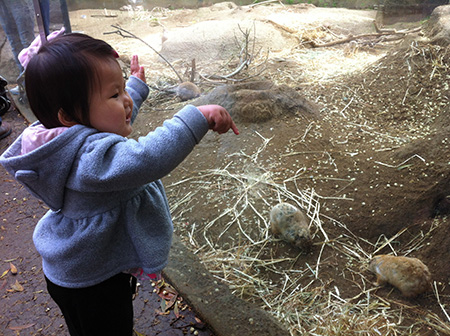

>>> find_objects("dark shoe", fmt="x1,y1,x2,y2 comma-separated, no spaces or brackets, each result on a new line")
0,122,12,140
0,75,11,116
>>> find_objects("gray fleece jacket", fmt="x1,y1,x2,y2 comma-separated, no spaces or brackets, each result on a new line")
0,76,210,288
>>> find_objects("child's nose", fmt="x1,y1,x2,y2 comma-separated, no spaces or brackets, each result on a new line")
124,92,132,106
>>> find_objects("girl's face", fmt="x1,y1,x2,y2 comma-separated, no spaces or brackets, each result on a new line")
89,60,133,137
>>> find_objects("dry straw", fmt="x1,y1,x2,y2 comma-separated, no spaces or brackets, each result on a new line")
162,26,450,335
167,132,449,336
119,8,449,333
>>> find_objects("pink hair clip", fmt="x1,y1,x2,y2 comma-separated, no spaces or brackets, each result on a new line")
18,27,66,68
112,50,119,58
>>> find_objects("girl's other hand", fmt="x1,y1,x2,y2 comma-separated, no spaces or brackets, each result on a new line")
130,55,146,83
197,105,239,135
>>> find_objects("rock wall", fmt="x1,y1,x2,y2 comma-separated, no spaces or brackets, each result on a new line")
380,0,449,24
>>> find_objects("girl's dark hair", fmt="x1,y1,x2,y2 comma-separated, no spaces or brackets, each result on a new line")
25,33,118,128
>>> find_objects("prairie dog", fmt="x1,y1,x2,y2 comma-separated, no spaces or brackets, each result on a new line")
175,82,201,101
369,255,431,298
270,203,312,251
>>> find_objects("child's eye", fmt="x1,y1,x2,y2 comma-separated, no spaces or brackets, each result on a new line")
111,93,119,98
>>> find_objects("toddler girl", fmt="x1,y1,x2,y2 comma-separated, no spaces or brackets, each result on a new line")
0,33,238,336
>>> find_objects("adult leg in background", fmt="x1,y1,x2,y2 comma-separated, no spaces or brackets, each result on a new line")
0,0,35,70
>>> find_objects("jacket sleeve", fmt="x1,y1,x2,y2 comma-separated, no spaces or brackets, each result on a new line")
66,105,210,192
126,76,150,124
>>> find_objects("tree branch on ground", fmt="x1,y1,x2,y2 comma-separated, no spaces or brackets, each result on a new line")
310,21,421,48
105,25,184,83
201,22,267,82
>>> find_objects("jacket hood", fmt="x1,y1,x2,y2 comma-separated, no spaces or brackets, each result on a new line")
0,124,97,211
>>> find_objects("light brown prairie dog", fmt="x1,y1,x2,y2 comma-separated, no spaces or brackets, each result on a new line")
175,82,201,101
155,82,201,101
369,255,431,298
269,203,312,251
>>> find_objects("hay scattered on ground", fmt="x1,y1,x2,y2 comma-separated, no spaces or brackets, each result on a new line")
125,10,450,334
167,132,449,335
162,38,450,335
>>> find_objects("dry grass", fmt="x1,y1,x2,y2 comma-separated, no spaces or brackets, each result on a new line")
161,23,450,336
167,132,450,335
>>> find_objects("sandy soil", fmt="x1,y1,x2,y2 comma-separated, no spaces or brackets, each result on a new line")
1,2,449,335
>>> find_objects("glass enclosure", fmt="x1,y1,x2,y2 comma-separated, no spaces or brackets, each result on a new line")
0,1,449,336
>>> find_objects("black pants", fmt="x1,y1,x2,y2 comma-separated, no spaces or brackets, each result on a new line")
46,273,136,336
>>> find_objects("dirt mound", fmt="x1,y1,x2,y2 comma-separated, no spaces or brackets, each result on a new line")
300,39,450,310
192,81,319,122
301,39,449,243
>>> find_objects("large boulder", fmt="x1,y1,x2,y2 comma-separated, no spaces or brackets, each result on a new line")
424,4,450,45
159,19,296,63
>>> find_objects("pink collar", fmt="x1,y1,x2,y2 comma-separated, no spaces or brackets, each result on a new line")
21,124,68,155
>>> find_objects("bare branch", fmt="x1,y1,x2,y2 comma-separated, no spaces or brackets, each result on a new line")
106,25,184,83
311,22,421,48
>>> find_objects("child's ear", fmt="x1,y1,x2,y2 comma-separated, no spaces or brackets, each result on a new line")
57,109,78,127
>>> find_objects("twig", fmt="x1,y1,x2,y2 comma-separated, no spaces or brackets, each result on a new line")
433,281,450,323
200,61,267,82
401,86,410,105
106,25,183,83
311,33,391,48
267,19,297,34
190,59,196,83
374,20,421,35
338,96,353,118
201,22,268,81
248,0,282,8
371,227,408,256
311,25,421,48
375,154,426,168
